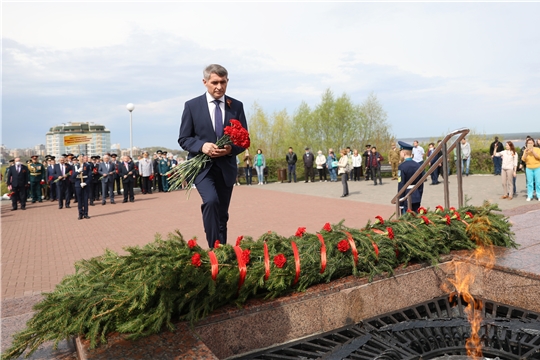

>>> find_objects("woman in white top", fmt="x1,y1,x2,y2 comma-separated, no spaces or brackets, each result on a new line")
338,149,349,198
351,149,362,181
494,141,518,200
315,150,327,182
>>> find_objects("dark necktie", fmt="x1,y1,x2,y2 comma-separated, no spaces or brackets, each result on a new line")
213,100,223,137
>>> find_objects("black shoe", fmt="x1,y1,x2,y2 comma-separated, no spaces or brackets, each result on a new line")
130,200,134,202
78,215,83,220
374,183,378,186
379,182,383,185
122,200,128,203
84,215,90,219
90,202,94,206
74,200,78,203
11,208,17,211
59,206,63,209
38,200,42,203
340,194,348,198
102,202,106,205
111,201,116,204
66,205,71,208
32,201,36,203
21,207,26,210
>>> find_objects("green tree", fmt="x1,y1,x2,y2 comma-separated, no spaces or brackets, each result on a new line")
358,92,394,157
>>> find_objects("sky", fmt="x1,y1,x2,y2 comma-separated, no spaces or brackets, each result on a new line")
2,2,539,151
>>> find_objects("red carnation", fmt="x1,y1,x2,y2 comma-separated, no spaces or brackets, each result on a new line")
48,176,53,182
149,174,154,181
337,239,350,253
453,212,461,221
273,254,287,268
375,215,384,225
450,207,456,212
242,249,251,265
235,235,243,247
445,215,451,225
295,227,307,237
7,192,15,198
191,253,201,267
214,240,220,249
40,180,45,185
465,212,474,219
435,205,444,212
407,209,416,216
224,119,250,149
387,227,395,240
187,239,197,249
417,207,427,214
421,216,431,225
323,222,332,232
167,173,171,178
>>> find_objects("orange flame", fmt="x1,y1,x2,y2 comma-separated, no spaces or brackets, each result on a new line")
446,229,496,359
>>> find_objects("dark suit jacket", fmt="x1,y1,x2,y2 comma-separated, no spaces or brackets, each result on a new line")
118,161,137,182
6,165,29,188
178,93,248,187
52,164,72,184
98,162,115,183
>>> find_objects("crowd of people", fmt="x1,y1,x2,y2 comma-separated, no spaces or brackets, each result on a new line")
4,150,184,218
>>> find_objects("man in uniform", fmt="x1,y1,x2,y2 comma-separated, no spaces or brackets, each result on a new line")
6,157,30,211
70,156,91,219
388,143,400,180
110,154,122,196
91,155,102,202
397,141,424,214
28,155,46,203
154,151,163,192
158,151,170,191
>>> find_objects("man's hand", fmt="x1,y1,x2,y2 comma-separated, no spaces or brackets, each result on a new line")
202,143,232,158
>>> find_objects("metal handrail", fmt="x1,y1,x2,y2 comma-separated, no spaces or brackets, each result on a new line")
391,128,470,218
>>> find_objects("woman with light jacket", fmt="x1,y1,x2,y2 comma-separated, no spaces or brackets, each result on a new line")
494,141,518,200
327,150,338,182
338,149,349,197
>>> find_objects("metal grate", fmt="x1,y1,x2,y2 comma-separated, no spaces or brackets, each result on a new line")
234,295,540,360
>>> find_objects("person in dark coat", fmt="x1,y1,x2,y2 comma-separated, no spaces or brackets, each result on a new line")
119,155,137,202
53,156,73,209
303,147,315,183
70,156,92,219
490,136,504,175
397,141,424,214
6,157,30,210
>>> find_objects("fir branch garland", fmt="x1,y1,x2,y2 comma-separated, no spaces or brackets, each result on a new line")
2,203,516,360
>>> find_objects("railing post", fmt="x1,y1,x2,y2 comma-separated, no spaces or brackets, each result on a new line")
442,142,450,209
456,139,464,208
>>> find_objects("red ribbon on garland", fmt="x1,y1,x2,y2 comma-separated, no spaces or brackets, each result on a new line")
263,241,270,281
208,251,219,281
291,241,301,285
316,233,327,274
233,246,247,290
344,231,358,267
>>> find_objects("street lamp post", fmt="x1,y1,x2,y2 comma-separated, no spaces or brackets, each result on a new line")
126,103,135,158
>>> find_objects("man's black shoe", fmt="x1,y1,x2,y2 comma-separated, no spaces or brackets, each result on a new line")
78,215,83,220
84,215,90,219
66,205,71,208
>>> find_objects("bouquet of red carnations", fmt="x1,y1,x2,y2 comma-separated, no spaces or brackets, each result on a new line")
167,119,250,197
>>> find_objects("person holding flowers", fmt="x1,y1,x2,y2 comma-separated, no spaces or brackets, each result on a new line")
177,64,249,248
5,157,30,211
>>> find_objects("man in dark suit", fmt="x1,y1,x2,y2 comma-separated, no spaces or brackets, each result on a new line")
178,64,248,248
70,156,92,219
6,157,30,210
47,156,58,201
111,154,122,195
98,154,116,205
119,155,137,202
53,156,72,209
